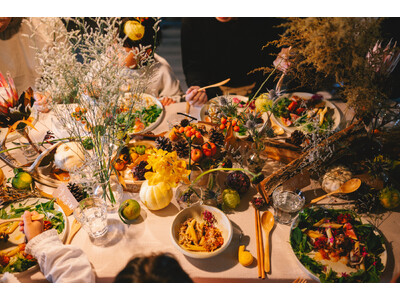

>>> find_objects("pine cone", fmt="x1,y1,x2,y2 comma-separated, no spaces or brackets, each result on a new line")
209,128,225,147
173,139,189,158
67,182,86,202
286,130,305,147
155,136,173,152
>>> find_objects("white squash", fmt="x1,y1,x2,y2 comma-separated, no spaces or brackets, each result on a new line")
321,165,352,193
54,142,85,172
139,180,173,210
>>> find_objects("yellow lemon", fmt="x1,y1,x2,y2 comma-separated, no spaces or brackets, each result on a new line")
238,245,254,267
124,21,145,41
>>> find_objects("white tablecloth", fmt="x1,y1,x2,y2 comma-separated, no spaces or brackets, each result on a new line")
1,101,399,283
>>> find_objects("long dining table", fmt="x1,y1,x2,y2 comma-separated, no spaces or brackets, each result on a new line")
1,100,399,283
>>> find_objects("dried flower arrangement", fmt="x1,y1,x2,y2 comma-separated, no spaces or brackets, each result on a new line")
265,17,400,135
29,17,161,204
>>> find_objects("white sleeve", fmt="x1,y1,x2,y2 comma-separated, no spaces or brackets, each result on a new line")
25,229,95,283
153,54,183,101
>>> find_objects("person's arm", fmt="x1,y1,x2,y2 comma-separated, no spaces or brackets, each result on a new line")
153,54,183,103
22,211,95,283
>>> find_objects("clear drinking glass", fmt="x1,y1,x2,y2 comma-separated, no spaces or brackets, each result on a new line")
272,186,305,225
73,197,108,238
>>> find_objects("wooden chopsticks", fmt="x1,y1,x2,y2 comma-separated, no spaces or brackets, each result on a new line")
255,208,265,279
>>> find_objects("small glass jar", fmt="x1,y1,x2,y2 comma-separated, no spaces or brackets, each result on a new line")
272,186,305,225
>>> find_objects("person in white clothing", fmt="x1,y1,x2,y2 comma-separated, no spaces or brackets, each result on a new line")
0,17,67,95
1,210,95,283
118,17,183,106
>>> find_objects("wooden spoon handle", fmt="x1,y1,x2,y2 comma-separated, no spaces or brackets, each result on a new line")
65,220,81,245
197,78,230,91
310,191,336,204
0,214,44,225
264,231,270,273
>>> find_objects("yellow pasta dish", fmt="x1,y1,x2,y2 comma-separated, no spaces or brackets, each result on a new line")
178,217,224,252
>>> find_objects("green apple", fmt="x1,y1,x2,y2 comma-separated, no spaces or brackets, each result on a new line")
12,171,33,190
119,199,141,223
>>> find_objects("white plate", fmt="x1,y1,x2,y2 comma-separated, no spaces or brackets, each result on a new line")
50,93,164,137
290,208,387,282
0,198,68,274
170,203,233,259
200,95,249,122
271,92,341,133
139,95,164,134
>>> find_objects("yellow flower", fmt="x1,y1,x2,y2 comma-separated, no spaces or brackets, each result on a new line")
145,149,191,187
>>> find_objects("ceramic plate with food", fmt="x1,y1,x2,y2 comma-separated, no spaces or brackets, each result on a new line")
171,204,233,259
200,95,268,139
119,93,164,134
290,207,387,282
200,95,249,123
0,198,68,274
271,92,341,133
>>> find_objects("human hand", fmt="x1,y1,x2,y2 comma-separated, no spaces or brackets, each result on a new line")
19,211,44,242
160,97,175,106
185,86,208,107
273,47,292,74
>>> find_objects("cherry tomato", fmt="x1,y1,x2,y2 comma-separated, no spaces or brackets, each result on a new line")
231,120,237,127
220,124,226,130
195,132,202,138
233,125,240,132
221,117,227,124
179,127,185,133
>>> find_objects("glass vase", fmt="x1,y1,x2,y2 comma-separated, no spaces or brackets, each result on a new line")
175,183,202,210
245,143,267,174
93,176,123,212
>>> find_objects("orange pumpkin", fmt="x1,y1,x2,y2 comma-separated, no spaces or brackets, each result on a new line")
202,142,217,157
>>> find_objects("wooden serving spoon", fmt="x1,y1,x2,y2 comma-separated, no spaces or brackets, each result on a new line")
197,78,231,92
65,219,81,245
0,213,44,225
310,178,362,205
261,211,275,273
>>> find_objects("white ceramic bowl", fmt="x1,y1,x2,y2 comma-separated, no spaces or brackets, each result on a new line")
170,203,233,259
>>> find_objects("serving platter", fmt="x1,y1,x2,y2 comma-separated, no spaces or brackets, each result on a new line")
271,92,341,134
0,198,68,274
290,207,387,282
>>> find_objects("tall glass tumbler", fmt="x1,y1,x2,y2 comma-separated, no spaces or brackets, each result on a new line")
74,197,108,238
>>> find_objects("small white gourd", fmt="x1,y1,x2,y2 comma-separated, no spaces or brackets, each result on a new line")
321,166,353,193
54,142,85,172
139,180,173,210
